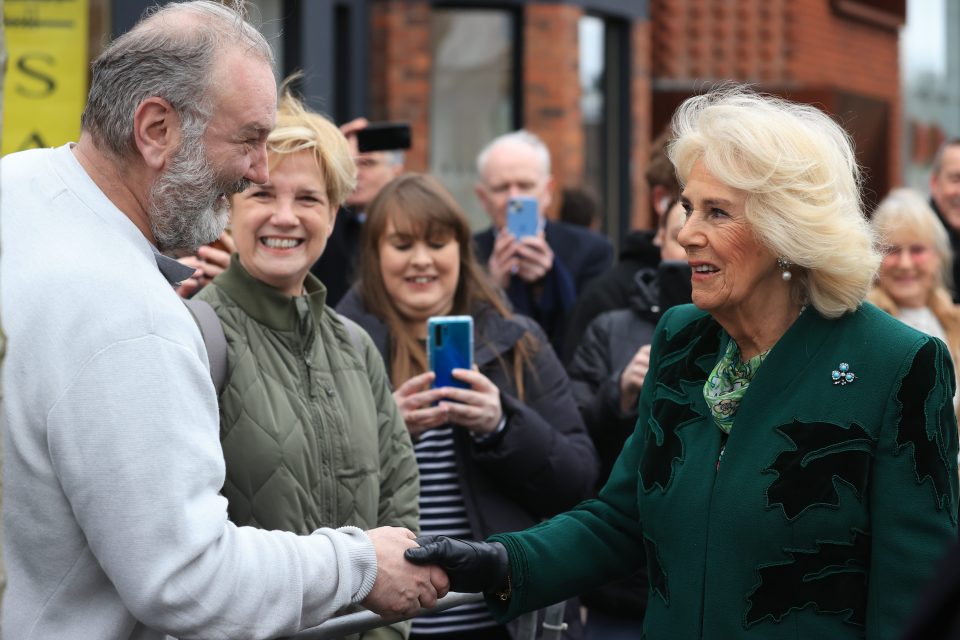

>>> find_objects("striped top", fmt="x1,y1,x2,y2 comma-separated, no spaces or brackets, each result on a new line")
410,426,498,634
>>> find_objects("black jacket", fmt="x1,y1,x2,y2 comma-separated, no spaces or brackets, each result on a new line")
338,290,598,638
564,268,662,621
309,206,363,307
561,229,660,363
474,220,613,355
930,198,960,302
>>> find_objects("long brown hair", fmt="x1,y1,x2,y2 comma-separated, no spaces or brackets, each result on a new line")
358,173,536,397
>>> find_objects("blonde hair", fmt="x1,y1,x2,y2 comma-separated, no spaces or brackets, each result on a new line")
871,188,954,292
669,85,880,318
266,82,356,208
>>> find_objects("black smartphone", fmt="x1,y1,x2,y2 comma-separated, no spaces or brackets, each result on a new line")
355,122,412,153
657,260,692,313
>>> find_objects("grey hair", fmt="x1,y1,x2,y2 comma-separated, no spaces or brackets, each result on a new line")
476,130,551,178
81,0,274,160
931,138,960,176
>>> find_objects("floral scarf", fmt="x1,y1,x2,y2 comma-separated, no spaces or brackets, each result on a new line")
703,339,769,434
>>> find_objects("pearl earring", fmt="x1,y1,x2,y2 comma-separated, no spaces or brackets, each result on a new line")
777,257,792,282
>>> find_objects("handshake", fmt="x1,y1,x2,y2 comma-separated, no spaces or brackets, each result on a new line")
360,527,511,619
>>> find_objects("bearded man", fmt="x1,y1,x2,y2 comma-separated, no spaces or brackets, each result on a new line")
0,2,446,639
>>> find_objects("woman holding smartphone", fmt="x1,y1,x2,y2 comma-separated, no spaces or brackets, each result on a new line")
337,173,598,640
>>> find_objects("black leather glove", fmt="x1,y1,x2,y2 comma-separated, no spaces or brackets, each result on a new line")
404,535,510,595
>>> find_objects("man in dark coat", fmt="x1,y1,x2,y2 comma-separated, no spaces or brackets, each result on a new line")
472,130,613,353
929,138,960,302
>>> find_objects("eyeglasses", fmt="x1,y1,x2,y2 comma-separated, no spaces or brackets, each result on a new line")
880,243,933,262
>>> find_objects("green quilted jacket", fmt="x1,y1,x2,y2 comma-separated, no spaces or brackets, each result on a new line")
197,256,419,640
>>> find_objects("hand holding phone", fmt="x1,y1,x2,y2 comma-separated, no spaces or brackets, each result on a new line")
355,122,412,153
506,196,540,240
427,316,474,389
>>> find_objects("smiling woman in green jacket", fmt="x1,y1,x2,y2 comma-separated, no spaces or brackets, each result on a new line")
405,85,960,640
195,89,419,640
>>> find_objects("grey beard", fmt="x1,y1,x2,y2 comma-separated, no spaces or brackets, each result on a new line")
149,134,249,253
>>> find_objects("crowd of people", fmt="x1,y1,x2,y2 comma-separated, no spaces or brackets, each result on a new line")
2,2,960,640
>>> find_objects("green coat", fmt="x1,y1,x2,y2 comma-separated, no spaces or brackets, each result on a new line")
198,257,419,640
490,303,959,639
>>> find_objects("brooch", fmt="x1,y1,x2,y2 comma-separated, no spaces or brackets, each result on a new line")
831,362,855,385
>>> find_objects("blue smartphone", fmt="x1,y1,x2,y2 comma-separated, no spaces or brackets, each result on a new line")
506,196,540,239
427,316,474,389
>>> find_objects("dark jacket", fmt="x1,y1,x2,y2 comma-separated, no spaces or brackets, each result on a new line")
568,268,660,484
337,289,599,638
930,198,960,302
309,206,364,307
474,220,613,355
561,229,660,363
566,268,659,620
491,303,959,639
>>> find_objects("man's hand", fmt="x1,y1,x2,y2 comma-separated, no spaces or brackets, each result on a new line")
487,231,519,288
619,344,651,414
362,527,450,619
514,234,554,282
405,535,510,595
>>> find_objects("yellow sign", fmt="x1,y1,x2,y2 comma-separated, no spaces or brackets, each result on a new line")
3,0,89,155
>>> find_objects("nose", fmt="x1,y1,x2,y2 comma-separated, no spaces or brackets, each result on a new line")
676,212,701,250
895,248,914,269
245,141,270,185
410,241,432,266
270,196,298,226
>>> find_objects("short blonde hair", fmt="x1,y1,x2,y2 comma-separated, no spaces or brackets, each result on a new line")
871,188,954,291
669,85,880,318
266,89,356,208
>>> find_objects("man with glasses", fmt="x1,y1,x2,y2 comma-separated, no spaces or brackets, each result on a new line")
310,118,405,305
473,130,613,352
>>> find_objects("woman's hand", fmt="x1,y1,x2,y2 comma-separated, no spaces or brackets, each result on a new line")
175,231,235,298
619,344,651,414
439,368,504,436
392,371,450,439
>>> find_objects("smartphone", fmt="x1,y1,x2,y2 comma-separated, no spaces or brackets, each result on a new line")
506,196,540,239
355,122,412,153
657,260,693,313
427,316,474,390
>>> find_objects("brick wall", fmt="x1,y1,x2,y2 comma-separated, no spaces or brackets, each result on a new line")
651,0,902,204
523,3,584,218
369,0,432,172
631,19,653,230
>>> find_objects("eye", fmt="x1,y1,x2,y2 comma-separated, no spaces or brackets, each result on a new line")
680,201,693,217
248,190,271,199
428,240,448,250
709,207,729,218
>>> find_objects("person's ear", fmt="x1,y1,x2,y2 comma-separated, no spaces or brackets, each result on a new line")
326,206,339,239
541,175,555,211
133,97,181,172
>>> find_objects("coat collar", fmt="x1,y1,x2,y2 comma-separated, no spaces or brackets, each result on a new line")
212,254,328,331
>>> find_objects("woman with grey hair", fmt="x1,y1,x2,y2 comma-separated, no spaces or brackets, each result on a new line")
404,86,959,639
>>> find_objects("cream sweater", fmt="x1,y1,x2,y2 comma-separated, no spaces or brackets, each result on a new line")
1,144,377,640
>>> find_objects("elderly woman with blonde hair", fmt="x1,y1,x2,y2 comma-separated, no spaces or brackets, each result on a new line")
868,188,960,386
405,86,960,640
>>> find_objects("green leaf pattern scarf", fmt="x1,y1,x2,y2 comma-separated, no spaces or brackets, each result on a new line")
703,339,769,434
